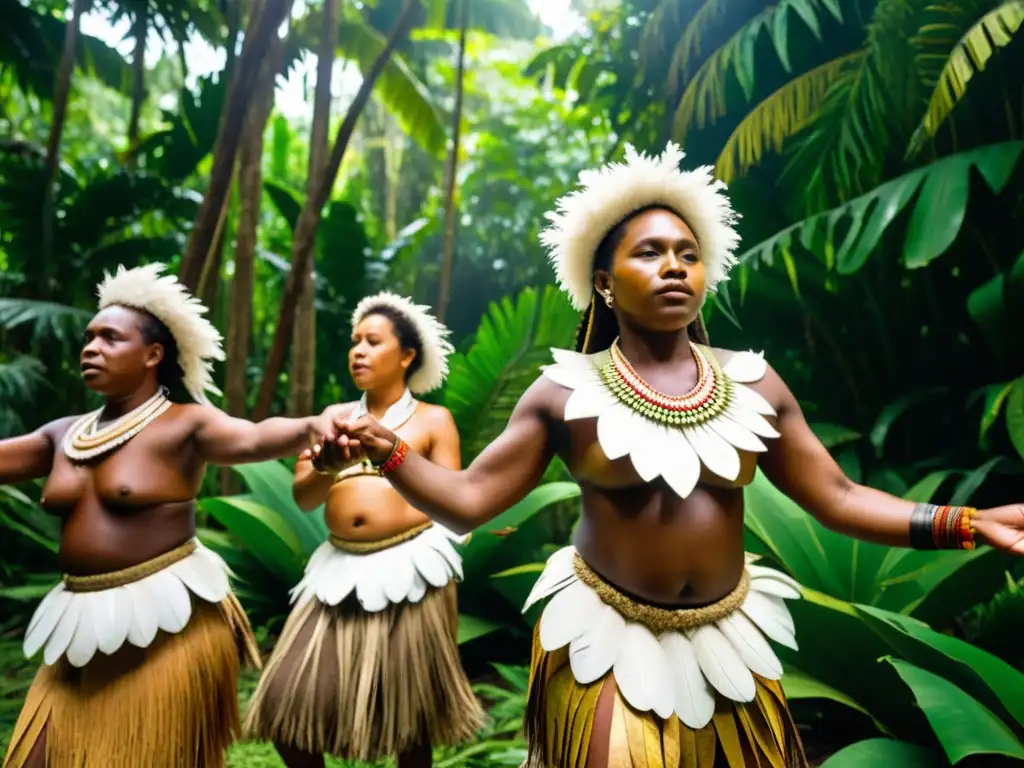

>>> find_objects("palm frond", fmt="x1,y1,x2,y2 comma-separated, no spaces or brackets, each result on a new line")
716,52,862,183
672,0,843,144
336,20,447,157
0,298,91,347
665,0,728,94
739,140,1023,283
0,356,48,435
908,0,1024,154
444,286,579,462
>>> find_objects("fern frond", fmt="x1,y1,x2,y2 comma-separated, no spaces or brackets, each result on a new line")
716,53,862,182
667,0,730,94
0,299,91,347
909,0,1024,153
672,0,844,143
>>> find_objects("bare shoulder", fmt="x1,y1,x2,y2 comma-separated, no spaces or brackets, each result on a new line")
518,373,570,422
417,401,455,424
707,346,793,408
39,415,81,444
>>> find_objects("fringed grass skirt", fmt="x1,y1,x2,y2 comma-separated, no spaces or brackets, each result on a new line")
243,523,485,760
522,547,809,768
3,540,260,768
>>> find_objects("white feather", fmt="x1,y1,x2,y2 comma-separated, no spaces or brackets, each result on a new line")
563,388,617,422
544,364,589,391
747,567,802,600
170,550,229,603
24,587,72,659
659,632,716,729
612,623,674,719
412,546,451,588
522,547,576,611
551,348,599,371
149,569,192,634
707,415,766,453
568,604,625,684
690,624,756,702
319,554,358,606
716,612,783,679
44,597,82,666
726,405,780,439
430,534,464,581
25,582,66,640
731,383,776,417
408,572,428,603
627,419,666,482
722,351,766,384
682,423,740,481
127,578,159,647
384,548,416,604
356,562,389,612
95,587,132,655
539,580,603,651
741,591,797,650
597,404,637,460
661,433,701,498
66,593,99,667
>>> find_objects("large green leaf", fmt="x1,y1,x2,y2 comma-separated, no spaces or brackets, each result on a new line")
1008,377,1024,462
820,738,943,767
885,658,1024,763
444,286,579,461
457,613,503,645
230,461,328,555
781,666,888,734
336,20,446,156
739,142,1024,278
459,482,581,585
859,605,1024,728
200,497,306,585
744,472,1003,621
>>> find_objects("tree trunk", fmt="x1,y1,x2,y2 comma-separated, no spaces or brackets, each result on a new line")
178,0,292,292
219,29,285,494
436,0,469,323
287,0,337,418
253,0,419,421
127,3,148,157
41,0,91,277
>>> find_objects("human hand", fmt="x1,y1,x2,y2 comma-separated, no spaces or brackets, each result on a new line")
973,505,1024,555
331,413,398,466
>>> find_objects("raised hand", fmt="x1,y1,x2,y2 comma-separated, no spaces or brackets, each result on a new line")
974,504,1024,555
331,413,399,466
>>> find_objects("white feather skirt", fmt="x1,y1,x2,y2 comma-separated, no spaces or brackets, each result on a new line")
22,539,233,669
290,524,467,612
523,546,802,730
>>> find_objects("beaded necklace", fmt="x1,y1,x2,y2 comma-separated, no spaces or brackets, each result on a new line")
62,387,172,462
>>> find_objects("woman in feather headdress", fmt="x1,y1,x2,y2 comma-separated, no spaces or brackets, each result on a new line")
313,145,1024,768
243,292,484,768
1,263,339,768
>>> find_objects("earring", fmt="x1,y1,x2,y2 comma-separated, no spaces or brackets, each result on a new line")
602,289,614,308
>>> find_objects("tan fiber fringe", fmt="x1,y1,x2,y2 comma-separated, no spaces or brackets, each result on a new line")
573,554,750,633
523,625,808,768
64,539,197,592
244,581,485,760
328,520,433,554
3,597,259,768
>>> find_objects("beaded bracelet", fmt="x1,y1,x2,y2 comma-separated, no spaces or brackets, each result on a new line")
375,437,409,475
909,503,976,550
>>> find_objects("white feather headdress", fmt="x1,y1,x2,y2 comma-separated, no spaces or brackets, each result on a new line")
351,291,454,394
97,263,225,404
540,142,741,310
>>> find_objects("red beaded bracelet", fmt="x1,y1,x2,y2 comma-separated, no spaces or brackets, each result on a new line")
377,438,409,474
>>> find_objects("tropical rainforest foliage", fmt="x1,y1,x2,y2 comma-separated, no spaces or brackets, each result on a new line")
2,0,1023,764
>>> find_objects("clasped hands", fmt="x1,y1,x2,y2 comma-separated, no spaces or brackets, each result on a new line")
301,414,398,474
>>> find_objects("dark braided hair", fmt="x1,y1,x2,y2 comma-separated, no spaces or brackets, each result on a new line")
360,305,425,381
574,205,710,354
133,309,186,396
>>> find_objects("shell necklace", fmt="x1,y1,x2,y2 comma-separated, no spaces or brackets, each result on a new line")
542,342,780,499
63,386,172,462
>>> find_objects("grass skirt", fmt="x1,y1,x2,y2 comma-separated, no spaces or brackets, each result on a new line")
4,595,259,768
243,526,484,760
522,547,808,767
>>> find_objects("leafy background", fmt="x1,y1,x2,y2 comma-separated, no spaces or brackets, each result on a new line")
2,0,1024,764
